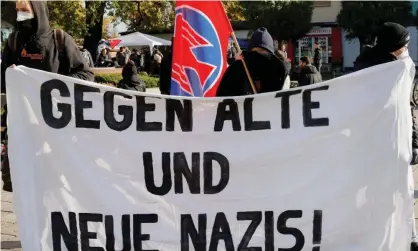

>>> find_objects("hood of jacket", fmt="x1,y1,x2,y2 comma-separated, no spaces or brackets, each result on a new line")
17,1,51,38
122,62,137,79
121,62,142,86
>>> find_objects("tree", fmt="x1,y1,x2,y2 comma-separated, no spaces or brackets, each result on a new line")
83,0,107,60
102,16,115,40
47,1,86,40
337,1,413,48
240,0,313,42
109,0,174,33
222,1,245,21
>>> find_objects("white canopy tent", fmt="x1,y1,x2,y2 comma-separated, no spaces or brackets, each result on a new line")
113,32,171,50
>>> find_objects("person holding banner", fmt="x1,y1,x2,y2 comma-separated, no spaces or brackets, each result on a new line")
353,22,418,251
1,0,94,192
159,37,174,95
354,22,417,164
216,27,289,96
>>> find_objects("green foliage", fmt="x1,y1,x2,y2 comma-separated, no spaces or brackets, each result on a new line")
337,1,413,44
47,1,86,40
222,1,245,21
95,73,159,88
240,0,313,41
85,0,109,29
109,1,174,33
1,40,6,51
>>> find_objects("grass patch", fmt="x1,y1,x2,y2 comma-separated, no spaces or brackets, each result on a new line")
95,73,159,88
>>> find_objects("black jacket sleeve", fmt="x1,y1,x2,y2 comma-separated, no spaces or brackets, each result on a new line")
411,79,418,149
159,54,172,95
1,37,15,94
412,108,418,149
216,61,246,97
60,32,94,81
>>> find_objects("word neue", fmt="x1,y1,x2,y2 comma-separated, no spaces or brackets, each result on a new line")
51,210,323,251
40,79,330,132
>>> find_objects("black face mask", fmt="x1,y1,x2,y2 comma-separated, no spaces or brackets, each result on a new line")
17,18,37,36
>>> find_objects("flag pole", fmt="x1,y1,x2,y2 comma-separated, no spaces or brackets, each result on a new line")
230,32,257,94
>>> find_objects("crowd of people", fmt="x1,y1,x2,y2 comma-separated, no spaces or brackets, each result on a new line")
1,1,418,249
91,39,165,75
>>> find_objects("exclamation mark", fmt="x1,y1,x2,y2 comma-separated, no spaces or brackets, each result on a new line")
312,210,323,251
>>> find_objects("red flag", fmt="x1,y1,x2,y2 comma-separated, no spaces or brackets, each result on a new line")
108,39,121,49
170,1,233,97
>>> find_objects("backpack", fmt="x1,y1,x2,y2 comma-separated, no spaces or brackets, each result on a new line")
8,29,64,57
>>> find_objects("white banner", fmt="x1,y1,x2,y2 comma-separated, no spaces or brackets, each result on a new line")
5,59,416,251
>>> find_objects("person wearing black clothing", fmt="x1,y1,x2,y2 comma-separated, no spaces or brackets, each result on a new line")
129,49,141,70
159,38,174,95
275,49,291,90
352,22,417,251
143,48,152,73
354,22,416,155
298,56,322,87
151,46,163,76
216,27,288,96
96,48,112,67
275,49,291,77
1,1,94,91
0,0,94,192
118,61,146,92
313,42,322,73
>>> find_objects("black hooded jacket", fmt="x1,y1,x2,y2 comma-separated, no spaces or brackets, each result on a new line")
1,1,94,93
216,50,288,96
118,62,146,92
354,45,397,71
298,65,322,87
159,50,173,95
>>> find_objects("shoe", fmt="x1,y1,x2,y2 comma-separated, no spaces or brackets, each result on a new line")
411,242,418,251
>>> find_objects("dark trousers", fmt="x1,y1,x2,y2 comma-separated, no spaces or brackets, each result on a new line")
314,64,321,73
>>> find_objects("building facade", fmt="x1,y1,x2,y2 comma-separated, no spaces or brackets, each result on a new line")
287,1,342,68
150,1,347,69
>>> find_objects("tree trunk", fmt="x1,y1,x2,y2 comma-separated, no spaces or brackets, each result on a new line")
83,0,106,62
1,1,17,29
135,0,143,31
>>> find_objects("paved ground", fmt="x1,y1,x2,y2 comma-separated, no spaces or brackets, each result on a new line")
1,190,20,250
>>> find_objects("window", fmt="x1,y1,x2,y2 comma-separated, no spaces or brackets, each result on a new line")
312,1,331,7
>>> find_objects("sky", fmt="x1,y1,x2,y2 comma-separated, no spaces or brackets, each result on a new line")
115,22,128,34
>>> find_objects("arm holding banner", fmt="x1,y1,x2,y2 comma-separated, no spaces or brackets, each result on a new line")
230,32,257,94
